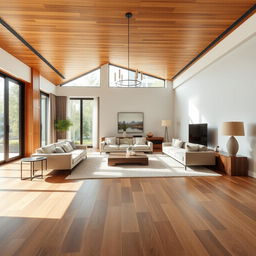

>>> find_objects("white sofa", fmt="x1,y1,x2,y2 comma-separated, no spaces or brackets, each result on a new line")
100,137,153,153
32,140,87,170
163,139,216,169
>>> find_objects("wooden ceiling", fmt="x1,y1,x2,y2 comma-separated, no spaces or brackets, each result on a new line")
0,1,255,85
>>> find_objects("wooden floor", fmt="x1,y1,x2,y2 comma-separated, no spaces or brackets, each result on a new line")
0,159,256,256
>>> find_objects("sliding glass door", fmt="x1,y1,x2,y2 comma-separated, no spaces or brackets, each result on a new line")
8,80,21,158
40,92,49,146
0,73,23,163
0,77,4,162
69,98,93,146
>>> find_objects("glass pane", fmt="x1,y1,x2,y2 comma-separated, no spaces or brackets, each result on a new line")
109,64,165,87
70,100,81,144
82,100,93,146
63,69,100,87
0,77,4,161
109,65,136,87
8,81,20,158
141,74,165,88
41,94,48,146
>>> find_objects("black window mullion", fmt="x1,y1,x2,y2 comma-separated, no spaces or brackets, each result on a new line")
80,99,83,145
19,82,24,157
4,78,9,161
40,92,49,146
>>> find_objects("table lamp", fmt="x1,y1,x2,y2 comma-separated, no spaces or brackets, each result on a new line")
161,120,171,142
221,121,244,156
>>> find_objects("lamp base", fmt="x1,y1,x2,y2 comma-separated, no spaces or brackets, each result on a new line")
164,127,169,142
226,136,239,156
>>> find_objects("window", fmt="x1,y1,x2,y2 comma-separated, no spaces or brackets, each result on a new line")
109,64,165,88
69,98,94,146
0,73,24,163
62,69,100,87
40,92,49,146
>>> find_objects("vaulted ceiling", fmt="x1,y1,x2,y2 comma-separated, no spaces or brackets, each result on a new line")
0,1,255,85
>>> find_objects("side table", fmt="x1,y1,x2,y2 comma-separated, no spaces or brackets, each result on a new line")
146,137,164,151
214,152,248,176
21,156,47,180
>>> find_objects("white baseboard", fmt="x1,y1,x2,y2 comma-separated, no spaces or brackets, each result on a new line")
248,170,256,178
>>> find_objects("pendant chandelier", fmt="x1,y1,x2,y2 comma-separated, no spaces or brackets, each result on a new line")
114,12,143,87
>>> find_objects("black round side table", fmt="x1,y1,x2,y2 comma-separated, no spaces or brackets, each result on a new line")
21,156,47,180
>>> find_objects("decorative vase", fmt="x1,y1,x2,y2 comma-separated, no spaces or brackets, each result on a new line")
147,132,153,138
227,136,239,156
126,148,131,158
126,146,133,157
123,131,127,137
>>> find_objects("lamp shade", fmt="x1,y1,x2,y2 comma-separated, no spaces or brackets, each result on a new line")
161,120,171,127
221,122,245,136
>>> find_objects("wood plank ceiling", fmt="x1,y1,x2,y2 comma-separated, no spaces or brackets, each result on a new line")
0,0,255,85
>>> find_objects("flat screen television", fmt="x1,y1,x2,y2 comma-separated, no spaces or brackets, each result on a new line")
189,123,208,146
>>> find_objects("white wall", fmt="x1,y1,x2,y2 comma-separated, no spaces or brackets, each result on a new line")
40,75,56,94
0,48,31,83
0,48,56,95
174,34,256,177
173,13,256,88
57,64,174,139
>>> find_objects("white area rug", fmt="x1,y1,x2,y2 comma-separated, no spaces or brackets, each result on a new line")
65,153,220,180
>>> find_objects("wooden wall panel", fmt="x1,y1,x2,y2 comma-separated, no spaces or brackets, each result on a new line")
25,69,41,156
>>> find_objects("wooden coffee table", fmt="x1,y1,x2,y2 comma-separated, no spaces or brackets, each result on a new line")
108,152,149,166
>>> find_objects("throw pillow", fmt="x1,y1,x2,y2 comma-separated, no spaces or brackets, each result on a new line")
105,137,116,145
67,140,76,149
134,137,146,145
120,138,131,145
62,142,73,153
54,147,65,153
42,144,56,153
173,139,184,148
186,143,199,152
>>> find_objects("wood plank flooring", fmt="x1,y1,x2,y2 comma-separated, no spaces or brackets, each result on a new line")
0,160,256,255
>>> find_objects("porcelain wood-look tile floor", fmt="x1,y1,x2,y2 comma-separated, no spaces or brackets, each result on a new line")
0,160,256,255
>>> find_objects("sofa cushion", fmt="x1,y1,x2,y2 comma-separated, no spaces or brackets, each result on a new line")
105,137,116,145
42,144,56,153
104,145,119,151
62,142,73,153
165,146,185,162
72,149,86,156
119,138,133,145
133,137,146,145
66,140,76,149
71,149,86,164
185,143,199,152
55,146,65,153
119,144,130,149
198,145,208,151
132,144,150,151
36,148,44,153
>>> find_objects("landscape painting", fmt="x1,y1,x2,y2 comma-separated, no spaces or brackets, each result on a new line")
118,112,144,133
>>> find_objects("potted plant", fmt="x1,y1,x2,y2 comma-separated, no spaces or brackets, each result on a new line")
55,119,73,140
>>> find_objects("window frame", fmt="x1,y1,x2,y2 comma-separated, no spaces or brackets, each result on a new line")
69,97,94,146
40,91,49,147
108,64,166,88
0,72,24,164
